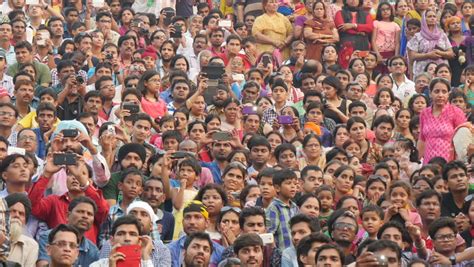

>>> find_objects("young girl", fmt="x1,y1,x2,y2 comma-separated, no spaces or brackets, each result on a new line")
393,138,421,181
150,115,175,149
372,2,400,73
304,102,332,147
373,87,395,116
408,94,428,116
384,181,422,227
195,184,229,241
137,70,167,120
315,185,334,231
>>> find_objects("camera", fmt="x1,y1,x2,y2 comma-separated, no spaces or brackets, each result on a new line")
76,75,84,84
105,53,113,60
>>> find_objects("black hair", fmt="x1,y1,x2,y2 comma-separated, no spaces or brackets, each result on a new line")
273,168,297,187
428,217,457,239
361,204,384,220
111,215,142,236
373,88,395,107
68,196,98,213
296,233,332,267
367,240,402,263
314,243,344,264
415,189,442,207
162,130,184,144
120,167,143,183
442,160,467,180
239,206,265,229
184,232,214,253
48,224,80,244
179,158,202,175
326,147,349,163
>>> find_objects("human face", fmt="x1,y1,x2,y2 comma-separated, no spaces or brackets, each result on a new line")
364,54,377,70
223,168,245,192
47,231,79,266
335,169,354,195
238,245,264,267
79,116,95,136
367,180,385,203
242,215,266,234
112,224,140,245
430,81,449,107
84,96,102,115
446,167,468,193
351,59,365,74
306,107,324,125
258,176,276,201
318,190,334,211
121,152,143,169
189,123,205,144
396,110,410,129
0,24,12,42
433,227,457,254
390,59,406,74
417,196,441,222
210,31,224,48
316,248,342,267
2,157,29,185
207,118,221,132
132,120,151,143
313,2,325,18
145,74,161,94
334,128,349,147
184,238,212,267
278,149,297,169
451,96,467,110
129,207,152,234
36,110,55,132
291,222,312,247
332,216,357,243
350,106,366,118
276,178,298,200
301,78,316,93
378,76,393,89
174,58,188,72
12,21,26,39
249,145,270,166
267,133,282,152
299,197,320,218
68,202,94,232
201,189,224,216
224,102,239,123
412,96,427,114
396,0,409,16
227,39,241,55
303,137,322,162
362,211,382,235
272,86,288,103
242,86,259,104
15,48,32,64
375,122,393,143
348,84,364,101
17,129,37,153
119,174,143,200
301,169,323,194
142,179,165,210
183,211,208,234
323,84,338,99
436,67,451,81
9,202,26,225
341,198,360,218
174,112,187,131
219,211,241,237
345,143,361,159
161,43,175,61
172,82,190,102
212,140,232,161
425,10,437,26
380,227,403,248
349,122,365,142
323,46,337,63
434,179,448,194
390,186,409,208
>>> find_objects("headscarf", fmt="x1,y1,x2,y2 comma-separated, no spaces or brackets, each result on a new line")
420,11,442,42
445,16,461,32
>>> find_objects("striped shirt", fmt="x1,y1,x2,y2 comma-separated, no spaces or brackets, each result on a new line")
0,197,10,260
265,197,299,250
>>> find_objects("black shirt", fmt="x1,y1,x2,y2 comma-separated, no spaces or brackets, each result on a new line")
441,189,474,218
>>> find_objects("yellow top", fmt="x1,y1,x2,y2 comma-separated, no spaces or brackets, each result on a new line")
252,12,293,59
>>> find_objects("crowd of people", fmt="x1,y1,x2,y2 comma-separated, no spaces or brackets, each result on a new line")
0,0,474,266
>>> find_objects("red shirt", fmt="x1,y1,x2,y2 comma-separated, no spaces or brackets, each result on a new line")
28,176,109,244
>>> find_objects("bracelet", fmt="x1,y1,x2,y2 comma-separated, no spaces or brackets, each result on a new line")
80,180,90,191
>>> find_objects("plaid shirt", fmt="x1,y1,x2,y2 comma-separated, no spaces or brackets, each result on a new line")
0,197,9,260
51,68,88,88
265,198,299,250
262,103,291,125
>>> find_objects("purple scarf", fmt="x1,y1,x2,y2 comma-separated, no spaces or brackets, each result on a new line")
420,12,442,42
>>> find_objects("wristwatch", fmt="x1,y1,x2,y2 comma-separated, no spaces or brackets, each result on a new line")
450,255,456,265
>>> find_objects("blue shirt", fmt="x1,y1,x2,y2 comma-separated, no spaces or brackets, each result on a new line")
167,235,224,267
160,88,173,104
32,128,46,159
38,229,99,266
201,161,223,184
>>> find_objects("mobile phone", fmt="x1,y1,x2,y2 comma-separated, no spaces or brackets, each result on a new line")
231,191,240,200
37,32,46,46
62,129,78,138
375,254,388,267
201,66,225,80
277,115,293,125
123,103,140,114
164,11,175,25
170,24,182,38
26,0,39,5
259,233,274,245
212,131,232,141
53,153,77,166
105,53,113,60
218,19,232,28
242,106,257,115
358,51,369,58
7,147,25,156
171,151,189,159
262,55,271,67
116,245,141,267
107,125,116,135
76,75,85,84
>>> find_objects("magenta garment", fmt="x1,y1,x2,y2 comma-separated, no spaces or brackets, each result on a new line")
419,104,466,163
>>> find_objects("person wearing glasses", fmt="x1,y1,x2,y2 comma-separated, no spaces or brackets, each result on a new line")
327,209,358,265
388,56,416,103
45,224,81,267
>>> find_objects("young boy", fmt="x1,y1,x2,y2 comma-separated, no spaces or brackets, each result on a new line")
100,168,144,244
315,185,335,232
165,157,200,239
405,19,421,42
361,204,384,241
255,168,276,209
266,168,299,250
299,165,324,194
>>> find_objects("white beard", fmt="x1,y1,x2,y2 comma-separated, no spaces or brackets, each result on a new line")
10,219,23,243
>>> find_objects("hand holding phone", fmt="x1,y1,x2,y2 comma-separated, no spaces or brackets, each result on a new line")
277,115,293,125
116,245,141,267
53,153,77,166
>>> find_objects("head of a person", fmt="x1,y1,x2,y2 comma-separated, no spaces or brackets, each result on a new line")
233,233,264,266
328,209,358,247
183,200,209,235
429,217,457,255
366,240,402,267
315,243,345,267
183,232,214,267
47,224,80,266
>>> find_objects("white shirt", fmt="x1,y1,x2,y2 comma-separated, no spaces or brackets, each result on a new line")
90,258,153,267
391,74,416,103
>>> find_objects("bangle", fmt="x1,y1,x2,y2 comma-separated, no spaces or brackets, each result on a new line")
80,180,90,191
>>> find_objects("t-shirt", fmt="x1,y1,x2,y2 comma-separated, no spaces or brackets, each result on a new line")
373,20,400,52
441,190,474,218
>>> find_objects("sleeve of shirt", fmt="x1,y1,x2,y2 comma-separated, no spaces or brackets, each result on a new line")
91,154,111,188
142,259,154,267
452,106,467,128
453,127,471,161
28,176,54,220
38,64,52,86
101,174,119,200
0,198,9,259
155,242,171,267
334,10,344,29
37,230,50,262
84,185,110,227
265,204,279,235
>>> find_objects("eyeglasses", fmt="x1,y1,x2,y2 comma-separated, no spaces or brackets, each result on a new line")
18,136,36,141
50,240,79,249
221,206,242,214
0,111,15,117
434,233,456,241
333,222,357,231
